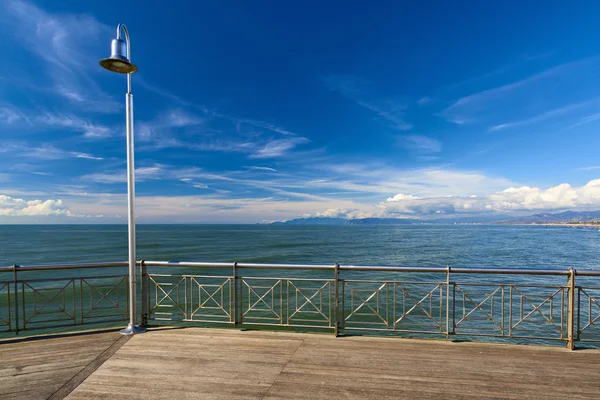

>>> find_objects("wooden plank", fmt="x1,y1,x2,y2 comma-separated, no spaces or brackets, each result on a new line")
0,331,122,400
68,328,600,400
4,327,600,399
264,335,600,399
67,329,306,400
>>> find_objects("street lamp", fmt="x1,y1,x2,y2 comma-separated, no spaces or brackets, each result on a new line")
100,24,145,335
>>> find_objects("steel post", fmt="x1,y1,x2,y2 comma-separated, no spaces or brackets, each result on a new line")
334,263,340,337
13,265,19,335
140,260,148,327
567,267,576,350
232,262,238,327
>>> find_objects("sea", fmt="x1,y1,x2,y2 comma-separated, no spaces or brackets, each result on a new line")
2,224,599,345
1,224,598,269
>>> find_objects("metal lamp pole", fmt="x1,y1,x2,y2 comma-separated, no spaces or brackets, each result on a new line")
100,24,146,335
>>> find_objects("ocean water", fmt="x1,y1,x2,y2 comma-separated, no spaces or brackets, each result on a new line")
2,224,600,345
0,224,598,270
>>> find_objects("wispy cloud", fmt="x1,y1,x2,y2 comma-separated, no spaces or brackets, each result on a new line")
36,113,113,138
576,166,600,171
567,112,600,130
137,78,299,138
0,106,29,125
137,109,205,148
246,166,277,172
446,58,596,112
488,99,600,132
137,108,309,159
0,142,104,161
81,164,166,184
231,118,296,136
249,137,309,159
441,57,600,126
396,135,442,153
2,0,119,113
322,75,412,130
417,96,434,106
71,152,104,161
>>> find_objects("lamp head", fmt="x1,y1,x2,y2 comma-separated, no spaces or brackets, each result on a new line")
100,37,138,74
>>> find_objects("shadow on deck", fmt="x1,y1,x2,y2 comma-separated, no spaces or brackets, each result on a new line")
2,327,600,399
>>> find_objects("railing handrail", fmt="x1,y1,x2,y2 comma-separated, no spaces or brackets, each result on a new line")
0,261,128,272
2,260,600,276
2,258,600,348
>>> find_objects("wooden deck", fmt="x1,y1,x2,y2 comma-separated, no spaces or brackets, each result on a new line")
2,328,600,399
0,330,127,400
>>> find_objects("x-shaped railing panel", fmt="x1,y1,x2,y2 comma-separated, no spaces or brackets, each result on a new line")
577,287,600,339
0,282,9,330
454,285,504,335
81,277,128,319
149,276,187,319
241,279,282,324
394,283,443,331
343,281,389,327
23,281,74,320
509,286,565,338
287,281,332,326
190,277,231,321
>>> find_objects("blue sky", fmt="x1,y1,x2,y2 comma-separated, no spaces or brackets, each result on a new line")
2,0,600,223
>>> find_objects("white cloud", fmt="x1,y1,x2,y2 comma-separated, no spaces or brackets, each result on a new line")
577,166,600,171
322,75,412,130
568,112,600,130
445,58,597,113
1,143,104,161
0,194,73,216
374,179,600,217
417,96,434,106
70,152,104,160
2,0,119,113
81,165,168,184
488,99,599,132
387,193,420,202
312,208,358,218
246,166,277,172
36,113,112,138
232,118,296,136
0,106,26,124
441,57,600,128
397,135,442,153
250,137,309,159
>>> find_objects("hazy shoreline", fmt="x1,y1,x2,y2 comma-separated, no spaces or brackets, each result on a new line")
505,222,600,228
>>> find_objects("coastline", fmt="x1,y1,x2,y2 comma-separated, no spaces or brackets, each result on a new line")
504,222,600,228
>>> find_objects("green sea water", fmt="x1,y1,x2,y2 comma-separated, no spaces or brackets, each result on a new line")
1,224,598,269
1,224,599,345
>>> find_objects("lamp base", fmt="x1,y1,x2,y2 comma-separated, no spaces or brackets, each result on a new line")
120,323,147,335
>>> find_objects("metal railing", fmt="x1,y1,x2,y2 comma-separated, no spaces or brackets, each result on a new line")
2,260,600,349
0,262,129,335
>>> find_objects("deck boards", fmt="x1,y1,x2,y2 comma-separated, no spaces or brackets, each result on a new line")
3,328,600,399
67,328,600,400
0,331,123,400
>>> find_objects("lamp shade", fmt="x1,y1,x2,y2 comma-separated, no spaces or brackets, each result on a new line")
99,38,138,74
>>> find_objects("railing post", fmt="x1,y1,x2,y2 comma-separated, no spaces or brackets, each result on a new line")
13,265,19,335
445,266,451,339
232,262,238,328
140,260,148,327
567,267,576,350
334,263,340,337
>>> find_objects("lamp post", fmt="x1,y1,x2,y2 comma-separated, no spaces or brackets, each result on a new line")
100,24,145,335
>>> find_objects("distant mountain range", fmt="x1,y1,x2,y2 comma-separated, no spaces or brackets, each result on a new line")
507,210,600,224
269,210,600,225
